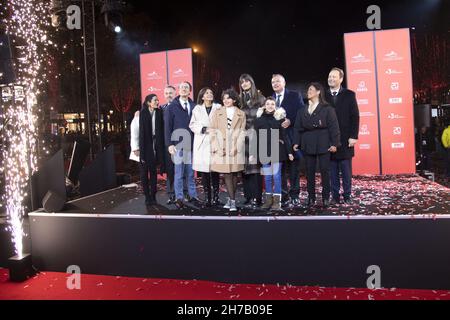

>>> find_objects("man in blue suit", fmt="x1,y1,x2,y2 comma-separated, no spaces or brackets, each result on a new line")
164,81,200,208
271,74,305,206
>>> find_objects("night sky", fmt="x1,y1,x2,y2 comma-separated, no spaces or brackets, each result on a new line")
113,0,449,95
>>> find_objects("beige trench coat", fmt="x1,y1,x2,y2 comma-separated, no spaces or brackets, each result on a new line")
210,106,246,173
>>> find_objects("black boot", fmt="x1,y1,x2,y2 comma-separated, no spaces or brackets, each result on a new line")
145,194,155,206
151,190,157,204
212,187,222,206
205,189,212,207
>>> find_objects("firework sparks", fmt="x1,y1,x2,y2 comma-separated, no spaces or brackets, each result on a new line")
1,0,50,256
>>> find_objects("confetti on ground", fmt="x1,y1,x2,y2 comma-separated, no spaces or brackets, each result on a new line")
3,267,447,300
62,174,449,217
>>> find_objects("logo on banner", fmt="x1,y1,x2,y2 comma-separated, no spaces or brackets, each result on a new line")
390,82,400,91
351,53,371,63
357,81,368,92
384,51,403,61
392,142,405,149
393,127,402,135
359,124,370,135
389,97,403,104
147,86,162,92
388,113,405,120
360,111,376,117
173,68,188,78
357,99,369,105
351,69,372,75
385,69,402,75
359,144,371,150
147,71,162,80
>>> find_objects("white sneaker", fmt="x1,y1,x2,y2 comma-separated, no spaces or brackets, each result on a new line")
223,198,231,209
229,200,237,212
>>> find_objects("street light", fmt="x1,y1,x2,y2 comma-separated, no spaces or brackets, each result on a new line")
101,0,124,33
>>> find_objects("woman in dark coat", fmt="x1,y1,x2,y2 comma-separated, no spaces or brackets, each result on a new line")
139,94,165,205
239,73,265,207
293,83,341,207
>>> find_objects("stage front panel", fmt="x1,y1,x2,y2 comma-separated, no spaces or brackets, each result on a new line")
344,31,381,174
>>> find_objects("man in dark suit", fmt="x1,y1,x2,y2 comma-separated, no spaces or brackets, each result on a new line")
164,82,200,208
271,74,305,206
325,68,360,205
161,85,177,204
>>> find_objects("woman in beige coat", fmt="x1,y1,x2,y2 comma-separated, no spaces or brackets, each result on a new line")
210,88,246,212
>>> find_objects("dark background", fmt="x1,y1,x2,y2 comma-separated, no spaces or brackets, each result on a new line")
120,0,449,95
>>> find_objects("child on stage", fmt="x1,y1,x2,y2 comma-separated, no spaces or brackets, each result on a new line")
254,97,294,210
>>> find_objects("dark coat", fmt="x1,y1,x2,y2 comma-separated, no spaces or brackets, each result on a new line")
272,89,305,159
139,106,165,169
325,88,360,160
164,96,196,149
294,103,341,155
241,92,265,174
254,107,292,163
161,102,173,168
160,103,171,117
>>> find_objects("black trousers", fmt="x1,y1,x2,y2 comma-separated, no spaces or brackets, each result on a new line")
330,158,352,200
305,153,330,201
140,162,157,200
281,158,301,201
201,171,220,199
242,173,262,201
165,150,175,197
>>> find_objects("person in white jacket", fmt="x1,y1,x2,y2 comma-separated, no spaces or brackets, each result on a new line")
189,87,222,207
129,110,140,162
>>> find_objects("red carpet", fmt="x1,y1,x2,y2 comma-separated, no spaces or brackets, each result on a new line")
0,269,449,300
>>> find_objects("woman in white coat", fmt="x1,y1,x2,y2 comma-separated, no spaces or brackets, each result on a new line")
129,110,140,162
189,87,222,207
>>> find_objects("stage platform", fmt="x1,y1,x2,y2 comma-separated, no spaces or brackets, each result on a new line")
28,175,450,289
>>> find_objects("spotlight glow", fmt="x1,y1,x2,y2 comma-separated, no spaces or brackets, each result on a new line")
1,0,50,256
114,26,122,33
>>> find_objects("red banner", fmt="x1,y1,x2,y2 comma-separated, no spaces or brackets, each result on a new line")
375,29,415,174
344,32,381,175
139,51,168,104
167,48,194,100
140,49,193,103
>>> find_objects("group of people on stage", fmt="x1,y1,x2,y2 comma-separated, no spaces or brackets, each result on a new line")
130,67,360,212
